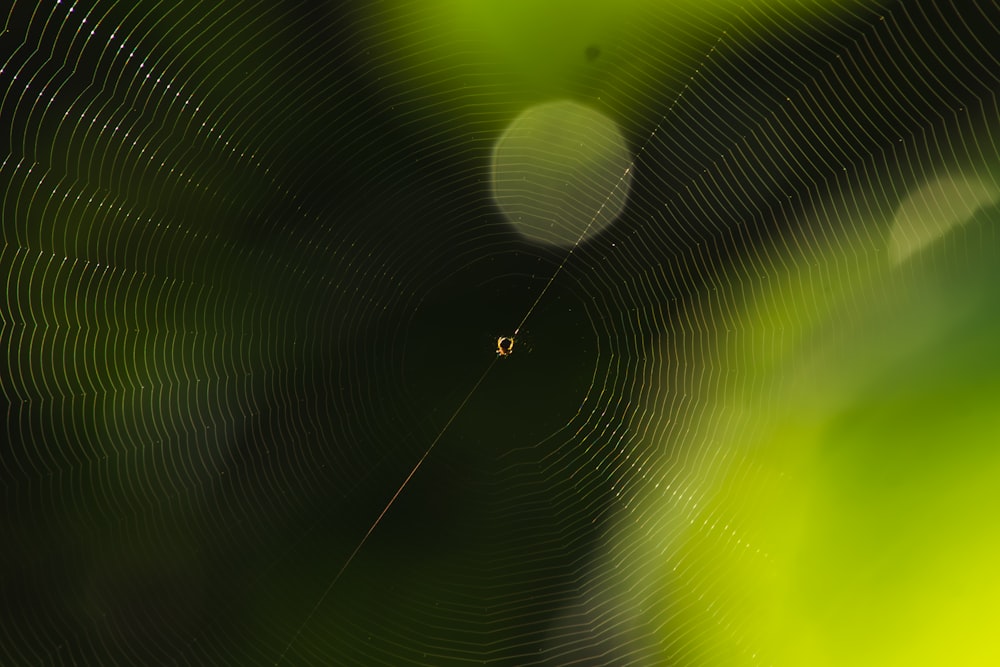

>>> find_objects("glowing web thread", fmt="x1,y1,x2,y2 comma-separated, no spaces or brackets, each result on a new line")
275,27,732,666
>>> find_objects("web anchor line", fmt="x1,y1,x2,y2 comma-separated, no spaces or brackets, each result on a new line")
514,165,633,338
275,359,496,664
277,26,733,664
513,31,728,336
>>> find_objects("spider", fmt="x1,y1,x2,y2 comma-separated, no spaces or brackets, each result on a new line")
496,336,515,357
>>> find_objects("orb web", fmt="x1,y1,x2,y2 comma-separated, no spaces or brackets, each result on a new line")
2,1,1000,665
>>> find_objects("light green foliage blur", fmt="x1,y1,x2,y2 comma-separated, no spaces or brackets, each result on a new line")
372,0,840,131
614,170,1000,665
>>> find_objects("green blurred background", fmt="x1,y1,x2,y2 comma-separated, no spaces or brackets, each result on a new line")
2,0,998,664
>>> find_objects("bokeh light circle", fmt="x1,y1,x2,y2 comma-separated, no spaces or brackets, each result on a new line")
491,100,632,247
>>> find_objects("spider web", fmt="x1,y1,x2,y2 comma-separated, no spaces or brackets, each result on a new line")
2,1,1000,665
